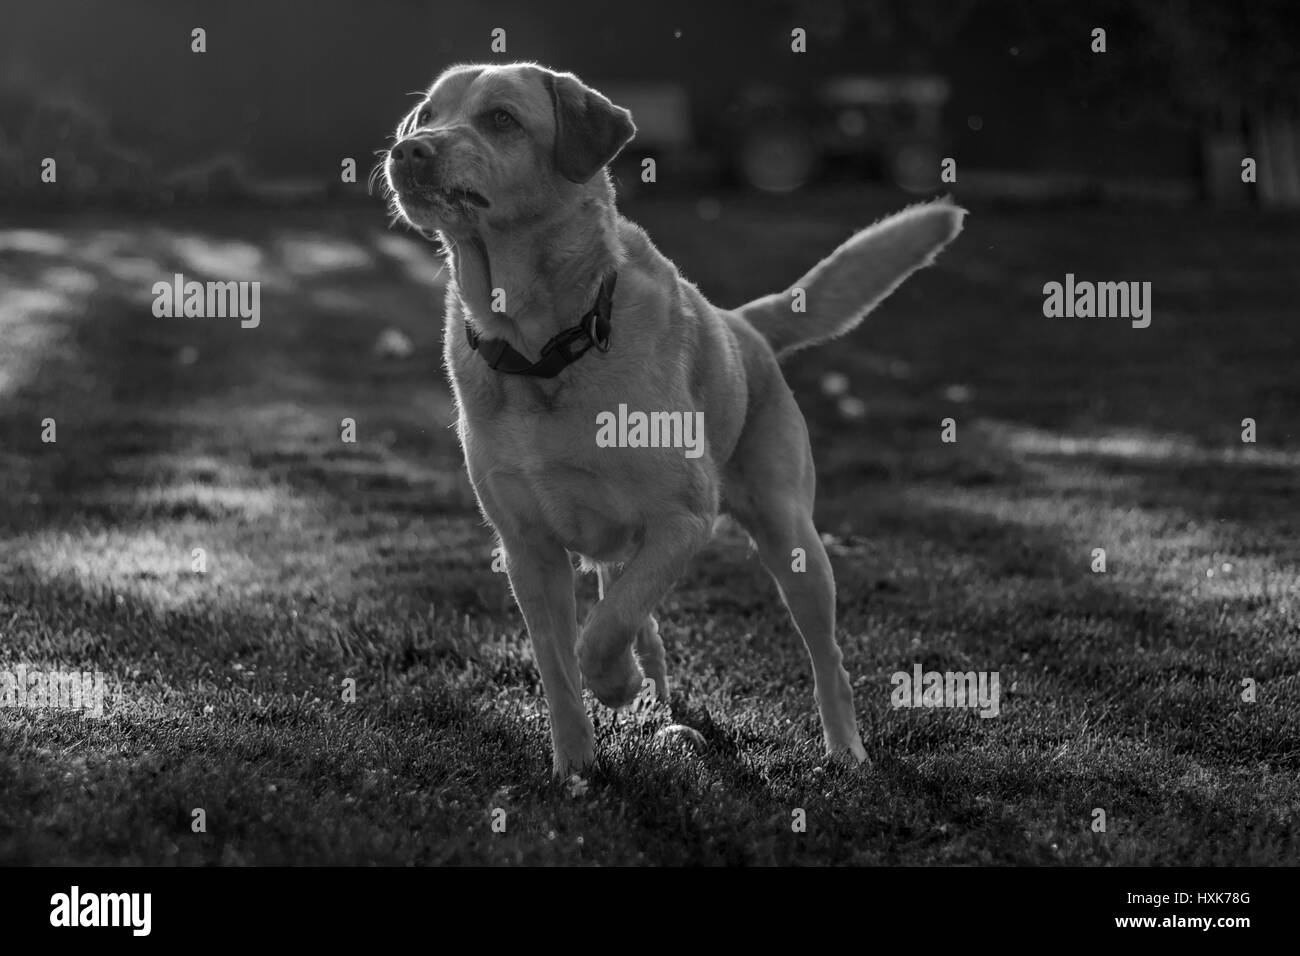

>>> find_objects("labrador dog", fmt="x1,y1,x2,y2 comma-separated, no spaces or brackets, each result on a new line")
382,62,965,777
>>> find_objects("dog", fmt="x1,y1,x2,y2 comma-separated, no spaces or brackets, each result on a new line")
382,62,965,777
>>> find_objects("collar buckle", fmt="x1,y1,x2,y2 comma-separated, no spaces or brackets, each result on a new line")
466,271,617,378
581,308,611,353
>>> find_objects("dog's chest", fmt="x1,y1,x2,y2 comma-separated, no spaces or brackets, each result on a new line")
462,391,706,561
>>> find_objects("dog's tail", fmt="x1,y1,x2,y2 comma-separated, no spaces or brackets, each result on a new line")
736,196,966,358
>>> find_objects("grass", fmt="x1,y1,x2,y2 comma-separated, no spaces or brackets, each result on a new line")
0,188,1297,864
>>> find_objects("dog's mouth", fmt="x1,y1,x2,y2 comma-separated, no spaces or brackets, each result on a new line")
427,185,490,209
392,175,491,217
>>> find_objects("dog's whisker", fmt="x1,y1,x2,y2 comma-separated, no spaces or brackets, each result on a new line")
367,161,388,197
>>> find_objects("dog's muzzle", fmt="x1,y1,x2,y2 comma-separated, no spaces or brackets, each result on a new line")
389,136,489,208
389,136,438,185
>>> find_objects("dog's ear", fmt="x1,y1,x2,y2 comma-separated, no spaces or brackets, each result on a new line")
545,71,636,184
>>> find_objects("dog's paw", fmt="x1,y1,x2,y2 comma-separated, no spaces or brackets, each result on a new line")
637,666,669,706
562,773,590,798
580,647,645,709
578,612,646,708
826,737,870,767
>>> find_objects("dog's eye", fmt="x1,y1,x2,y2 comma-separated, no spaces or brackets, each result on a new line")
490,109,516,131
417,108,431,126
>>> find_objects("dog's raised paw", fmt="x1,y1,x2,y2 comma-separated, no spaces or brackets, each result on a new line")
581,650,645,709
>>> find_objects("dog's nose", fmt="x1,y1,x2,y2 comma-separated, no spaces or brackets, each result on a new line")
390,137,434,168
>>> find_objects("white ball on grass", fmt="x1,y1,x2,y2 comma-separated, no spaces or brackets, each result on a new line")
654,724,706,753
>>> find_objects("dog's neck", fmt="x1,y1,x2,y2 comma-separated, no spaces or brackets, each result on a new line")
444,188,622,360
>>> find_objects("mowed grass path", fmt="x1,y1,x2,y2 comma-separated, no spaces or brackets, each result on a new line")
1,190,1297,864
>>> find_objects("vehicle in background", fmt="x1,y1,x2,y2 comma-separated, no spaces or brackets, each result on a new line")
606,74,951,196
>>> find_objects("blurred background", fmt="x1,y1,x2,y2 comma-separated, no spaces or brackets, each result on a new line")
2,0,1298,207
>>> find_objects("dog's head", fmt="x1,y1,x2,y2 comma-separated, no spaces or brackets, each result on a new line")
382,63,636,237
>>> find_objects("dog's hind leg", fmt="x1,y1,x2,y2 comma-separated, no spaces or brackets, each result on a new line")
725,390,867,763
597,564,669,702
748,509,866,761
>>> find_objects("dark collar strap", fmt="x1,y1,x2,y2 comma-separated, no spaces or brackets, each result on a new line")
466,272,617,378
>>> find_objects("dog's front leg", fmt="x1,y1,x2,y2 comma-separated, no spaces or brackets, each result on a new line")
598,564,668,702
579,513,711,708
497,531,595,776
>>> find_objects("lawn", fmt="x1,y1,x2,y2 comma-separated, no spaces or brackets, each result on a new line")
0,188,1297,864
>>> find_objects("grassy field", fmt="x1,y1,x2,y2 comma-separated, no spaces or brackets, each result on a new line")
1,189,1297,865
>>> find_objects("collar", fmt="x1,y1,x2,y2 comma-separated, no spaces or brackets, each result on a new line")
465,271,617,378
